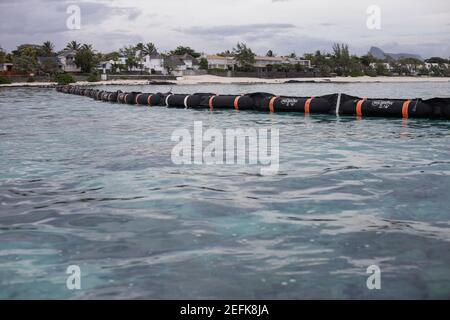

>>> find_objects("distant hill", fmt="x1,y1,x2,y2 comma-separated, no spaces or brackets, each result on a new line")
369,46,423,61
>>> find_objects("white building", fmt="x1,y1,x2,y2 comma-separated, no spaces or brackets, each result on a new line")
424,62,449,69
97,60,121,73
205,55,236,70
0,63,13,72
58,50,81,73
283,57,311,68
253,56,311,68
369,62,393,71
142,53,165,74
205,54,310,70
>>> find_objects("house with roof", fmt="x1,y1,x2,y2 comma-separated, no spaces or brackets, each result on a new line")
0,63,13,73
204,55,236,70
58,50,81,73
142,52,165,74
178,54,200,71
97,60,120,73
253,56,311,70
164,54,200,76
37,50,81,74
204,54,310,71
37,56,63,73
163,55,186,76
369,62,393,71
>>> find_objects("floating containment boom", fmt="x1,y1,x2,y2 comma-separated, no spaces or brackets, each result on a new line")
56,85,450,120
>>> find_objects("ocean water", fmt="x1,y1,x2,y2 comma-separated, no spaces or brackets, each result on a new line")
0,82,450,299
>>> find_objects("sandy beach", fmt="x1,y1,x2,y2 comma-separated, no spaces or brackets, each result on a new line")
1,75,450,88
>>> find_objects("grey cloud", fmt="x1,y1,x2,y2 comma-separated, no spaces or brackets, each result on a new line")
0,0,141,49
177,24,296,37
1,0,449,58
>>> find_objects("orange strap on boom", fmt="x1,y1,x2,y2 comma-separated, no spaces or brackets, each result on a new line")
304,97,314,114
209,96,216,110
402,100,411,119
356,98,366,117
269,96,278,113
233,96,241,110
147,94,153,106
135,94,142,105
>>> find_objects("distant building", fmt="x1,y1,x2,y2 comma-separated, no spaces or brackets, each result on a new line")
37,51,81,73
204,54,310,71
253,56,311,69
97,60,119,73
424,62,449,69
58,50,81,73
37,56,63,71
142,52,165,74
165,54,200,76
0,63,13,72
369,62,393,71
101,52,200,75
283,56,311,68
164,55,187,76
178,54,200,71
205,55,236,70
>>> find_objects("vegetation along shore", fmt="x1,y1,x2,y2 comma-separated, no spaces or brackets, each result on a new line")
1,40,450,86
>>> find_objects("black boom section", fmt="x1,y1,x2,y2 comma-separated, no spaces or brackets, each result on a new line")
55,85,450,120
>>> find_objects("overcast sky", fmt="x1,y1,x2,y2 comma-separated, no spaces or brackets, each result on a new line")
1,0,449,58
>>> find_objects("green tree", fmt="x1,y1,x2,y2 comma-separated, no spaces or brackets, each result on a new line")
294,63,305,72
332,43,351,76
360,54,376,68
163,55,176,74
40,59,59,75
266,50,275,57
120,45,138,71
0,47,6,63
397,57,423,75
170,46,201,58
233,42,256,69
142,42,157,56
135,42,144,53
81,44,93,51
217,50,233,57
12,55,38,74
13,45,39,60
375,62,390,76
55,73,75,85
304,50,332,75
425,57,448,64
41,41,55,56
103,51,120,61
199,57,208,70
75,46,95,73
66,41,81,51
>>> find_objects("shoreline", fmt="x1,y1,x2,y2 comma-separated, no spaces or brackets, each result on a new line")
1,75,450,88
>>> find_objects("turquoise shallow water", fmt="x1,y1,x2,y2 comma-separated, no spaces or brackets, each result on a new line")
1,82,450,299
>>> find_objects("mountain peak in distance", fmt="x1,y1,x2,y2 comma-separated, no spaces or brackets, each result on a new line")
369,46,423,61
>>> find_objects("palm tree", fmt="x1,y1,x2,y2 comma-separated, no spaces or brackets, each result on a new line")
120,45,136,59
66,41,81,51
135,42,144,52
81,44,94,52
41,41,55,56
142,42,157,56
